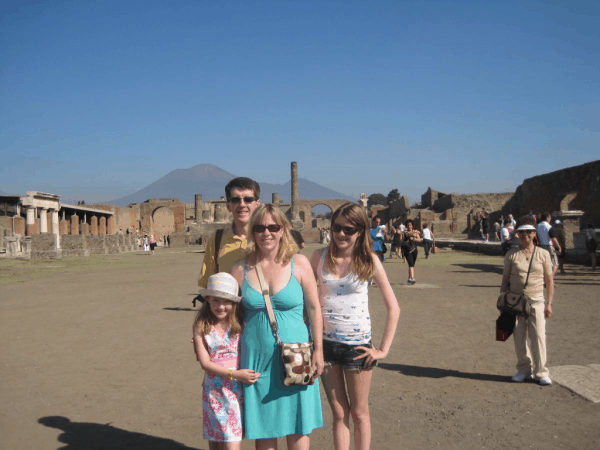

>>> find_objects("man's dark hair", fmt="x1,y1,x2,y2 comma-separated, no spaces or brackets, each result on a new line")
225,177,261,200
541,212,551,222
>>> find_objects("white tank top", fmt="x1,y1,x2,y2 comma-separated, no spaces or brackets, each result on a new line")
317,251,371,344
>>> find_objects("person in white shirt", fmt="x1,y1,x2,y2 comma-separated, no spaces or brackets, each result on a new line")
422,224,434,259
537,212,560,277
500,223,512,256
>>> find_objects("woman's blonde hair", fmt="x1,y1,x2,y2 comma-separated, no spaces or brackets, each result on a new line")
247,204,298,265
193,297,243,337
327,203,374,282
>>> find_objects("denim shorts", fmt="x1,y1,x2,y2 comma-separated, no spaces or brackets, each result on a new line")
323,339,377,370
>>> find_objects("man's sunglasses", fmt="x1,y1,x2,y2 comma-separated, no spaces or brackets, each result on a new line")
228,196,257,204
252,224,282,233
332,223,361,235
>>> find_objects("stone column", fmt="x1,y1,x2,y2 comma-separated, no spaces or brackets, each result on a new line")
214,203,228,222
25,206,38,236
39,208,48,233
272,193,280,207
51,210,60,235
99,217,107,235
291,162,299,220
553,210,585,249
195,194,203,223
51,209,61,249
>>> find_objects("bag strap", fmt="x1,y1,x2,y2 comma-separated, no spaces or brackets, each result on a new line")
522,247,536,292
255,263,282,345
213,228,224,273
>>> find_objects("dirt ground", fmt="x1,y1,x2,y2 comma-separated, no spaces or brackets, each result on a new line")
1,244,599,450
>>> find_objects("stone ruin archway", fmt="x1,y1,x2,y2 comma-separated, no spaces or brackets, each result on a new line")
297,199,352,229
151,206,176,241
310,203,333,229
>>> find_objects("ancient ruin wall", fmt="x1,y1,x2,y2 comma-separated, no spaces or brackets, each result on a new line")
503,160,600,226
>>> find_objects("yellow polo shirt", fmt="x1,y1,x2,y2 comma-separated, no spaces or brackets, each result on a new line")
198,226,249,287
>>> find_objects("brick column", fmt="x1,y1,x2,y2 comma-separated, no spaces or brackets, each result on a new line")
107,216,115,235
14,217,25,235
91,216,98,235
25,207,38,236
70,215,80,235
81,223,90,235
59,220,69,235
99,217,107,235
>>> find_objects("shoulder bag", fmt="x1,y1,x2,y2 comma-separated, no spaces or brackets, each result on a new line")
497,247,536,316
256,263,316,387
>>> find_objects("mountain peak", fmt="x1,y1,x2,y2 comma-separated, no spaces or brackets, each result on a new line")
107,163,354,205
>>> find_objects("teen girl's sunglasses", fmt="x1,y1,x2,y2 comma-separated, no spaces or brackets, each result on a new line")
332,223,361,235
228,196,257,204
252,224,282,233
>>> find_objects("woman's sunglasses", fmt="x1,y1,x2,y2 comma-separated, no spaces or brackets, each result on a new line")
228,196,257,204
332,223,361,235
252,224,282,233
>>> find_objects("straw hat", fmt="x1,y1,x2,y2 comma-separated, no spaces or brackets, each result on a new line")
199,272,242,303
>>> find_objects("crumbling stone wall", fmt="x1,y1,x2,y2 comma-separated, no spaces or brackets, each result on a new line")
503,160,600,227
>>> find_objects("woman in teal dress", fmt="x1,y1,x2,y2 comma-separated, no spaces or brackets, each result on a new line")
231,204,324,450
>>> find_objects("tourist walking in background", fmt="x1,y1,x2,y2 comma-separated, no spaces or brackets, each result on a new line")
391,223,404,259
192,272,259,449
507,214,516,233
585,223,599,270
422,223,434,259
149,235,156,255
500,222,513,256
369,216,387,262
402,219,422,284
553,220,567,274
480,211,489,243
230,204,324,450
499,216,554,386
310,203,400,450
198,177,261,289
537,212,560,278
493,220,501,241
143,235,150,254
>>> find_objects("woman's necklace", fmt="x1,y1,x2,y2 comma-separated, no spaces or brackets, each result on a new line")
521,247,533,261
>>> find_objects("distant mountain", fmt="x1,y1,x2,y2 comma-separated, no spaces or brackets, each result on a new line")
107,164,356,205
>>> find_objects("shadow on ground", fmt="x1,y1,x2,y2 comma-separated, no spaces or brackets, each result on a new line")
451,263,503,275
378,363,509,383
39,416,200,450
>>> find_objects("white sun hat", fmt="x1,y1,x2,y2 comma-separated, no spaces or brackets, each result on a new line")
516,224,537,231
199,272,242,303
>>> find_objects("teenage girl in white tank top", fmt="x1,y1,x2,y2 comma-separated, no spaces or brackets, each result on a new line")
310,203,400,450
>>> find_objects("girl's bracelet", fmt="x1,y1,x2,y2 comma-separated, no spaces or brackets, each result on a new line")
227,369,234,380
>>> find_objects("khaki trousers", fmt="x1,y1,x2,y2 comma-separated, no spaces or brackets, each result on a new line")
514,297,549,379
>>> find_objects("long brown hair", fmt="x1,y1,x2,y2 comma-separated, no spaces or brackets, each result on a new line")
246,204,298,265
327,203,375,282
193,297,243,337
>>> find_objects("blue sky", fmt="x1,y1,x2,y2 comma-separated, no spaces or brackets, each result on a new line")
1,0,598,204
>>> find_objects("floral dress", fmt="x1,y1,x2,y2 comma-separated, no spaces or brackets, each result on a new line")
202,326,243,442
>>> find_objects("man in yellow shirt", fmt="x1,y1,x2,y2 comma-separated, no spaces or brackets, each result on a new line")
198,177,261,288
